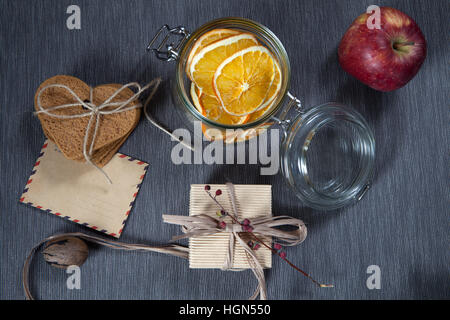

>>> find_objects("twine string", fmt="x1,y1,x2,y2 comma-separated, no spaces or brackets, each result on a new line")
162,183,307,300
35,78,194,184
22,232,188,300
23,185,307,300
224,182,266,300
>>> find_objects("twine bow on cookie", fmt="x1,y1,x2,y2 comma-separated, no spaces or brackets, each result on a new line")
35,79,193,184
162,183,307,300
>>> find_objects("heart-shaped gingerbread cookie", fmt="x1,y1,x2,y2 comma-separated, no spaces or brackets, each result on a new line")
34,75,141,165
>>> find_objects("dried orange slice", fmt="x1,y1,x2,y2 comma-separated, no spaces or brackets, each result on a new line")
255,58,281,111
190,34,259,96
190,83,249,125
186,29,240,79
190,83,249,141
213,46,276,116
202,125,235,142
190,82,203,113
235,122,274,142
199,94,250,125
247,95,277,123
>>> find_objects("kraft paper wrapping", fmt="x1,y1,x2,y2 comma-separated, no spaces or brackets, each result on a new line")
189,184,272,269
19,140,149,238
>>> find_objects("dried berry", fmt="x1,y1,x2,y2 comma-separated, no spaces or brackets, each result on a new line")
204,183,332,288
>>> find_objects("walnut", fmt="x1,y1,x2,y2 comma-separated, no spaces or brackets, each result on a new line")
42,236,88,269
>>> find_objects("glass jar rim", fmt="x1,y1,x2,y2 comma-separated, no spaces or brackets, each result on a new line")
175,17,291,130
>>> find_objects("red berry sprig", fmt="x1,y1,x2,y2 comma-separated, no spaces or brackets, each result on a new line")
247,240,261,251
204,185,333,288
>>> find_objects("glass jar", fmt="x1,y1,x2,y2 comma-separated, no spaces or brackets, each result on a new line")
280,103,375,210
147,17,375,210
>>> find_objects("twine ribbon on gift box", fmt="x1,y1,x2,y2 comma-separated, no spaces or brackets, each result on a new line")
35,79,193,184
163,182,308,300
22,183,326,300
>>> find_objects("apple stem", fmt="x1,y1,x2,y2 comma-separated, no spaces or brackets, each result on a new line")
393,41,415,51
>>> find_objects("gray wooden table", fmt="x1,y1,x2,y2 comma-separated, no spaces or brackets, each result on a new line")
1,0,448,300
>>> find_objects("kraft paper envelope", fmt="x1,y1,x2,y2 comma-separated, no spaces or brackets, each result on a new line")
19,140,149,238
189,184,272,269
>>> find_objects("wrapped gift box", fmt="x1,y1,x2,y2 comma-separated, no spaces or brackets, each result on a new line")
189,184,272,269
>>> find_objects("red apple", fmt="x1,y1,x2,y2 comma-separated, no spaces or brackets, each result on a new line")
338,7,426,91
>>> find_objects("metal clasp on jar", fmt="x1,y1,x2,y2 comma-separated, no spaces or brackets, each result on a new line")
272,91,304,138
147,25,190,61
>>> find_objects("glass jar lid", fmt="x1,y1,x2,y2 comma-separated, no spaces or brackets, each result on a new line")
281,103,375,210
